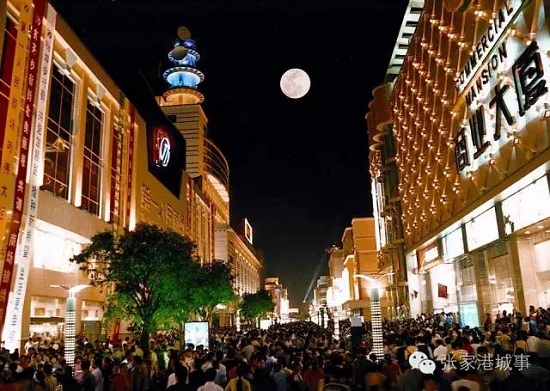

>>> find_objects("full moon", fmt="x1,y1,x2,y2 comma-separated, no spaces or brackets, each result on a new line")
280,68,311,99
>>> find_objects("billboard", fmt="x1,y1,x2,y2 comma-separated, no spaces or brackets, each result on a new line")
146,123,185,197
184,321,209,350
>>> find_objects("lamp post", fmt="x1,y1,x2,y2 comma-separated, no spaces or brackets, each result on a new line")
50,284,90,366
353,274,393,361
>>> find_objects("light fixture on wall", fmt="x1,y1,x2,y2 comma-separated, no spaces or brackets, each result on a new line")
59,47,78,76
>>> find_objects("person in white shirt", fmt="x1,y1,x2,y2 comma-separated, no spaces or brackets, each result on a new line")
433,339,448,362
197,368,223,391
92,358,104,391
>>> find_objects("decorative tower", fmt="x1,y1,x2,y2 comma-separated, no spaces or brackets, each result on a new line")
162,26,205,106
157,26,230,229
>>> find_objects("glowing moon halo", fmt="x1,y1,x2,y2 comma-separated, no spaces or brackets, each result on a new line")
280,68,311,99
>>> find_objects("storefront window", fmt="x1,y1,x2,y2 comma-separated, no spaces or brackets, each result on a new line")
442,227,464,261
465,207,499,251
81,300,103,321
33,228,81,273
501,175,550,234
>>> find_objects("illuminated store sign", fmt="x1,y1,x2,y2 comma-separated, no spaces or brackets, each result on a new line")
454,0,549,173
244,218,253,244
455,0,524,94
153,127,171,167
146,123,184,198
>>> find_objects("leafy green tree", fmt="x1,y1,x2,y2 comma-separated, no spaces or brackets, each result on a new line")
188,260,236,323
70,222,197,355
239,289,275,327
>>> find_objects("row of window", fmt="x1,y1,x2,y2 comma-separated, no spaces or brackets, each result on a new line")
2,17,106,217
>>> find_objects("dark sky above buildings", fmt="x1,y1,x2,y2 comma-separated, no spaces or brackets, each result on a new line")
49,0,410,306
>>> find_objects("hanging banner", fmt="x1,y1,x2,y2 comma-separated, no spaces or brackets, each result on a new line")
110,92,125,231
0,0,35,332
125,105,136,228
0,0,7,66
2,2,53,352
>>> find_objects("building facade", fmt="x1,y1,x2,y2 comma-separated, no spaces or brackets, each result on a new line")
265,277,290,323
367,0,424,321
325,218,391,321
0,0,262,350
370,0,550,326
215,219,263,326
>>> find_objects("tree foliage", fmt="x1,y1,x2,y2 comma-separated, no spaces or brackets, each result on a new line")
70,223,198,354
187,260,236,322
239,290,275,324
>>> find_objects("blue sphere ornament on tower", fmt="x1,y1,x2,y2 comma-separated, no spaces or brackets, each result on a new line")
163,26,205,94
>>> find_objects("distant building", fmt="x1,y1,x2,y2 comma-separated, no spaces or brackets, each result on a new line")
325,218,391,320
215,219,263,326
265,277,289,323
310,276,329,326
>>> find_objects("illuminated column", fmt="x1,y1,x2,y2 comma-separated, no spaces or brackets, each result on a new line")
370,288,384,361
235,310,241,332
50,284,90,367
333,311,340,340
64,294,77,366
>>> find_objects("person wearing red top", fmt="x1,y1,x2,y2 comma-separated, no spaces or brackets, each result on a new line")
380,354,401,391
110,363,132,391
303,360,324,391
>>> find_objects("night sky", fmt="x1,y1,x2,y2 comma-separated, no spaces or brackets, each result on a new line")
49,0,410,306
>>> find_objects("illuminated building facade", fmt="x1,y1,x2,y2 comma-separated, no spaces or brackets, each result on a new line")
157,29,263,324
215,219,263,326
367,0,424,320
265,277,290,323
0,1,261,349
370,0,550,326
325,218,391,320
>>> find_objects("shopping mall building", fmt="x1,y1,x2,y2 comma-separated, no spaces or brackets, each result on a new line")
0,0,262,351
368,0,550,326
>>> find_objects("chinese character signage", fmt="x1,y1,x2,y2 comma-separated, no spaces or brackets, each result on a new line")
454,0,549,173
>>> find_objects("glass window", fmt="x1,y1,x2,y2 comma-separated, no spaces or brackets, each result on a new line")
501,176,550,234
442,227,464,261
33,228,80,273
81,100,103,216
465,207,499,251
43,64,75,200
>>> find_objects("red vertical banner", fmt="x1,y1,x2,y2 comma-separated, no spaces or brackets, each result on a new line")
125,105,135,229
0,0,45,331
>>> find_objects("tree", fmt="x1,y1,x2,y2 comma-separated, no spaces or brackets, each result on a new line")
70,222,197,356
239,290,275,327
187,260,236,323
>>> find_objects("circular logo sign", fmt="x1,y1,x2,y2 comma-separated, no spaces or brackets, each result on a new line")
157,136,171,167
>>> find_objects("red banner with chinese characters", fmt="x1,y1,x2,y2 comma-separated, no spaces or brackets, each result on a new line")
0,0,46,332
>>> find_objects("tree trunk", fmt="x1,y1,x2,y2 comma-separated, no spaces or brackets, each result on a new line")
140,328,150,358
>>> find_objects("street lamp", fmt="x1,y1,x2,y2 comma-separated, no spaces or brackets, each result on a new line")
50,284,90,367
353,273,394,361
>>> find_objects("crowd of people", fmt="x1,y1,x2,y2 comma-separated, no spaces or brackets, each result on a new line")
2,306,550,390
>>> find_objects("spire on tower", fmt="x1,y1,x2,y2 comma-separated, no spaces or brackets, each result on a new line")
162,26,205,104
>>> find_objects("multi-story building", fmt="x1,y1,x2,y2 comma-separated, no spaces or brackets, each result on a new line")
369,0,550,326
367,0,424,320
215,218,263,326
327,218,391,320
0,0,261,350
265,277,289,323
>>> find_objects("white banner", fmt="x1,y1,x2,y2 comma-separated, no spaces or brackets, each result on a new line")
2,4,56,352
